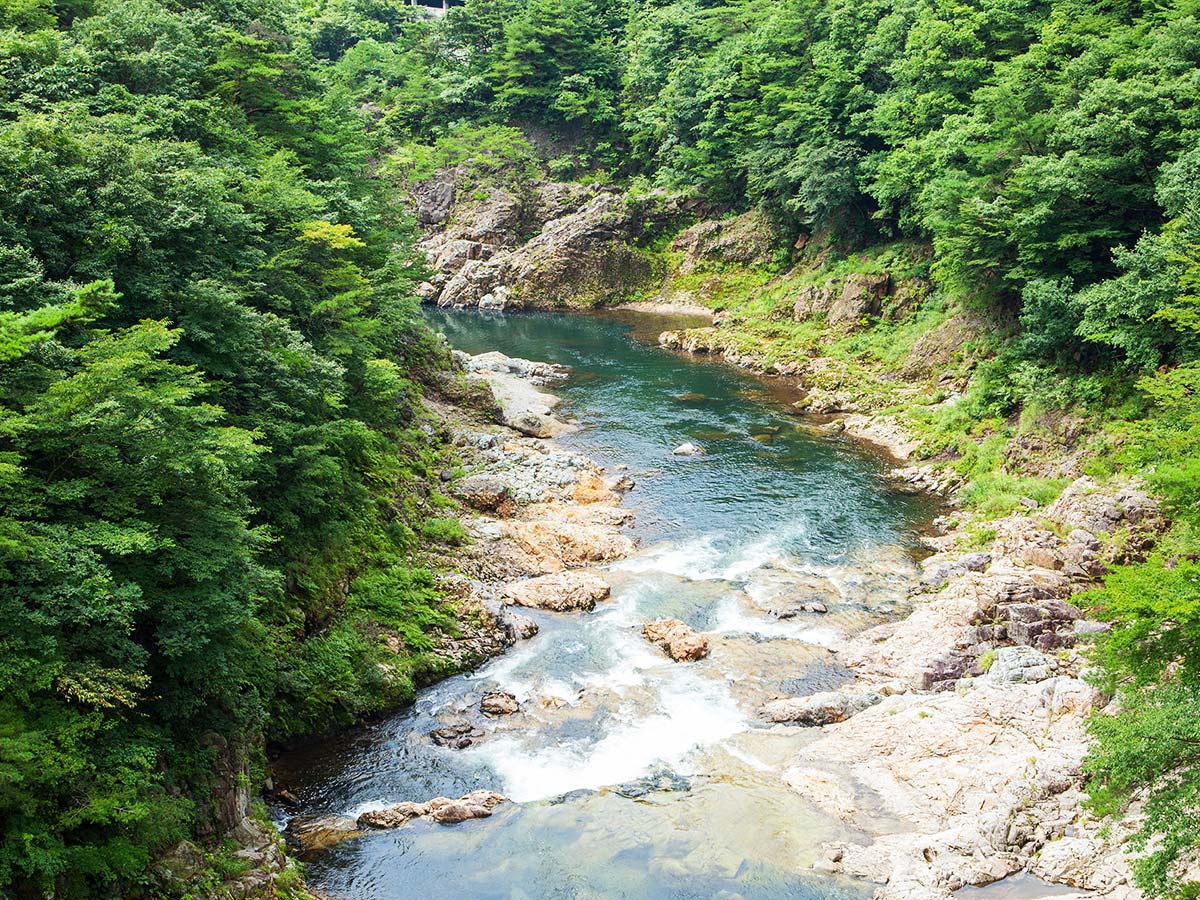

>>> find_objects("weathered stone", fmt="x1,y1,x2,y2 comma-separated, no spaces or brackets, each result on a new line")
761,690,883,725
501,570,611,612
454,475,513,512
642,619,710,661
984,646,1058,684
480,690,520,716
289,814,364,851
828,272,890,324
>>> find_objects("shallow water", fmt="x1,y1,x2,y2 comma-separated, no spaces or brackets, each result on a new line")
272,309,936,900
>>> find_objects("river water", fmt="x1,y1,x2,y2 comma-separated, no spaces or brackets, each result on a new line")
273,309,935,900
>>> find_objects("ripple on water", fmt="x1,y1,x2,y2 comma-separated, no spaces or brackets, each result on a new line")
275,309,936,900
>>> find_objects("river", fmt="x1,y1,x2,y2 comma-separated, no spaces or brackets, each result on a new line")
272,308,936,900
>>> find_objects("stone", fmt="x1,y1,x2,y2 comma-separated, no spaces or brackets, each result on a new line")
828,273,890,324
358,791,507,830
672,442,703,456
984,646,1058,684
501,570,611,612
429,721,483,749
642,619,710,661
289,814,364,851
153,840,206,885
454,475,513,513
480,690,520,716
761,690,883,725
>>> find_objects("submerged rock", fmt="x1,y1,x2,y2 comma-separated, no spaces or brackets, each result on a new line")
429,721,483,749
288,814,363,852
672,442,703,456
358,791,507,830
642,619,710,661
501,570,611,611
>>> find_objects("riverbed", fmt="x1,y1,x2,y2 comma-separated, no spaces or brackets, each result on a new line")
272,309,937,900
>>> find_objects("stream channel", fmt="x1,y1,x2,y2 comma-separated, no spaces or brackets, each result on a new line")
273,308,938,900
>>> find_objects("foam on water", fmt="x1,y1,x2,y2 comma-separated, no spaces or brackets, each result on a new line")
613,536,726,580
708,595,842,647
467,672,749,802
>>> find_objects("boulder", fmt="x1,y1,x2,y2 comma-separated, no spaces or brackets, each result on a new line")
358,791,507,830
501,570,611,612
761,690,883,726
454,475,513,513
828,273,890,324
670,210,778,273
642,619,710,661
429,721,483,749
480,690,520,716
672,442,703,456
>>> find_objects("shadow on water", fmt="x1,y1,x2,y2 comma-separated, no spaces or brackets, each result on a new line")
272,308,940,900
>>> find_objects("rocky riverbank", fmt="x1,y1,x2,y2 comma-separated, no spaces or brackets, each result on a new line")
281,346,640,858
393,167,1159,898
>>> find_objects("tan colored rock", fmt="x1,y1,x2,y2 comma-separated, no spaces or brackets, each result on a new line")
642,619,710,661
480,690,520,716
572,471,620,505
359,791,507,829
289,814,365,850
829,272,890,323
501,570,611,611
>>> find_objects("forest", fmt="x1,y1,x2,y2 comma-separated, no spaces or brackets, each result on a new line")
1,0,1198,896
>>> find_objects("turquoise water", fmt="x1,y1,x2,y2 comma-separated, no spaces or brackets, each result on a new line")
272,309,934,900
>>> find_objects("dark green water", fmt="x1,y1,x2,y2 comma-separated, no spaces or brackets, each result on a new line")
272,309,934,900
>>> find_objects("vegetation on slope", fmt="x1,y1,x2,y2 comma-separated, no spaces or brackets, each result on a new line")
4,0,1200,895
0,0,471,895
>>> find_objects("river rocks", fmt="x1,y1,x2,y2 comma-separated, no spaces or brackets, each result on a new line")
501,570,611,611
458,350,573,438
502,503,635,574
480,690,520,716
454,475,513,513
642,619,710,661
358,791,508,830
761,689,883,725
287,815,363,852
785,677,1109,899
672,442,703,456
430,721,484,749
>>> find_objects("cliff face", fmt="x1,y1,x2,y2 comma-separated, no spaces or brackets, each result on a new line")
411,167,715,310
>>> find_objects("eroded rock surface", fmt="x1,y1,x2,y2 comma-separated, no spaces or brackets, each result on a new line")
501,570,611,612
357,791,507,830
642,619,710,661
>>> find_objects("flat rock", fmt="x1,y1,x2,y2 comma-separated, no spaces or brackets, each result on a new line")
761,689,883,725
501,570,611,611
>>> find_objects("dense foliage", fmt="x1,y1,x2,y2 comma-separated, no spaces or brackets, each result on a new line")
5,0,1200,894
0,0,463,895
